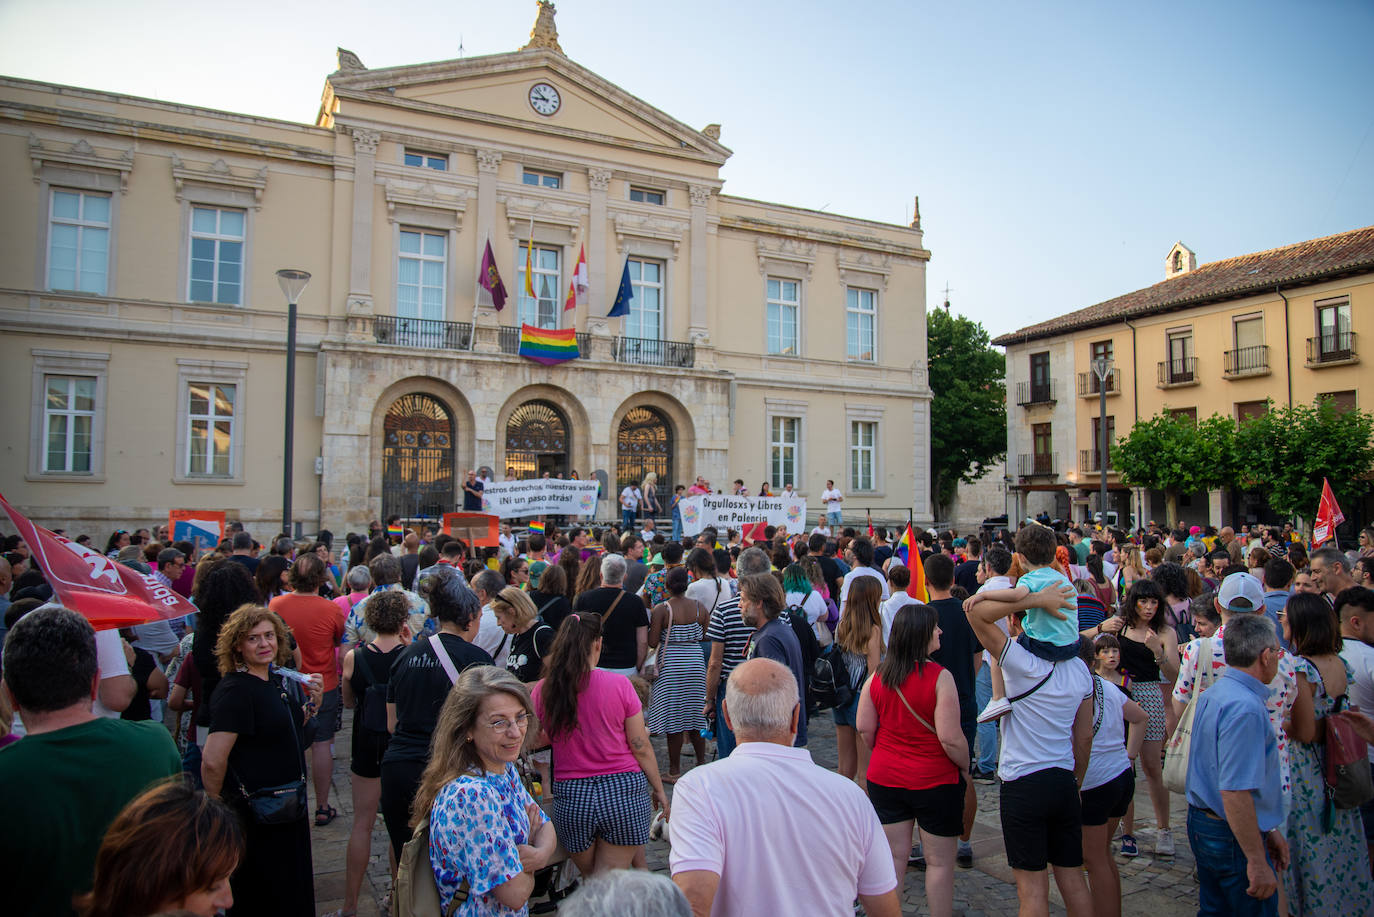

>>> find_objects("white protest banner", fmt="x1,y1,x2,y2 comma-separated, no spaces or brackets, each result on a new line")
481,479,600,518
680,494,807,536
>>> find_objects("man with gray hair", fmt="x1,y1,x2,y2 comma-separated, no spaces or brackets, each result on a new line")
573,551,649,676
345,552,431,649
560,868,690,917
671,658,900,917
1185,613,1289,913
704,546,770,757
1310,546,1357,602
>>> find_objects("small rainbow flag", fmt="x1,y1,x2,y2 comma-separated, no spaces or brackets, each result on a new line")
528,520,545,533
898,524,928,602
387,524,404,537
518,323,579,365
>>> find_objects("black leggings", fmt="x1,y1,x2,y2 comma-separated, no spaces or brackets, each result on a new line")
379,757,427,859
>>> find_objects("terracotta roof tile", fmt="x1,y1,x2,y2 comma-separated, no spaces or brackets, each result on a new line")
993,225,1374,346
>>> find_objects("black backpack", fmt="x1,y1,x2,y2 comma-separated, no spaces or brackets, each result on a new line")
785,605,822,708
353,644,391,734
809,644,854,711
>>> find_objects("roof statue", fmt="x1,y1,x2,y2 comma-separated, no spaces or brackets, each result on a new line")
522,0,564,54
336,47,366,71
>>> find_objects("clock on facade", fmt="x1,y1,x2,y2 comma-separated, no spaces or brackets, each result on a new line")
528,82,561,116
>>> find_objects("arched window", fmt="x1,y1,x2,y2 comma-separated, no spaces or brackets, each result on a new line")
506,400,570,479
382,394,454,521
617,406,674,511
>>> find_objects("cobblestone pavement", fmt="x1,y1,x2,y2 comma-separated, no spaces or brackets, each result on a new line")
311,711,1199,916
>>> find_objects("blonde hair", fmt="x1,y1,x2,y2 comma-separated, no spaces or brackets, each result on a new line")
491,586,538,630
214,605,292,674
409,667,534,827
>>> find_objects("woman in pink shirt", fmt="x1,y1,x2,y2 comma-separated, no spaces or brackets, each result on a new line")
531,613,669,877
333,565,372,618
857,604,969,917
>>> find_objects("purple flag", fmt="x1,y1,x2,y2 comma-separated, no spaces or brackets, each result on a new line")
479,238,508,310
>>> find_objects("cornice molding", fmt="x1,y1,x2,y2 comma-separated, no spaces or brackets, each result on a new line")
29,134,134,192
170,154,268,208
500,193,587,239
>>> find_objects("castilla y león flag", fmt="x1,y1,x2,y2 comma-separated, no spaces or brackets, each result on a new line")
1312,477,1345,547
0,492,196,630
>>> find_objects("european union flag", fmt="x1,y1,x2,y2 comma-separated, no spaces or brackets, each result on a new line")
607,258,634,317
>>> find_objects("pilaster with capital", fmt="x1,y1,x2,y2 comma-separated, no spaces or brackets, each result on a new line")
347,128,380,316
688,184,711,342
472,149,503,338
587,168,611,333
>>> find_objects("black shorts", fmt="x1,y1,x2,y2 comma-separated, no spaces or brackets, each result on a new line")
867,778,965,838
999,767,1083,870
1079,767,1134,826
350,718,391,779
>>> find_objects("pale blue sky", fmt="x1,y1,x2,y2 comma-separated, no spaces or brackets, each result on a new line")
2,0,1370,337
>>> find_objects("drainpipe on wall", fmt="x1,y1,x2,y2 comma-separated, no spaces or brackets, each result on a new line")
1277,286,1292,408
1123,316,1141,526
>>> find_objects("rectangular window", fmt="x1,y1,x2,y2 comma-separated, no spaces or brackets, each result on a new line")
626,258,663,340
766,278,800,355
403,150,448,171
43,374,96,473
1091,415,1116,460
188,206,245,305
517,244,561,329
1030,351,1051,401
186,382,235,477
1031,422,1052,474
1166,329,1194,381
629,187,665,205
850,421,876,491
1316,299,1353,358
521,169,562,189
846,287,877,361
48,189,110,294
1091,340,1113,363
1170,407,1198,424
397,229,447,321
771,416,799,487
1321,390,1358,414
1236,400,1269,422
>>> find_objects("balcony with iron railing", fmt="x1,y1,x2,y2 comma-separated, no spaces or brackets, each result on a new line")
1157,356,1199,388
496,325,592,357
612,335,695,367
1223,344,1271,377
1079,448,1113,474
373,315,473,350
1015,380,1058,407
369,315,696,368
1017,452,1058,477
1306,331,1358,367
1076,369,1120,397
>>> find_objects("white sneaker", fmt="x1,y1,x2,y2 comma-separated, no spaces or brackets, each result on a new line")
1155,827,1175,856
977,696,1012,723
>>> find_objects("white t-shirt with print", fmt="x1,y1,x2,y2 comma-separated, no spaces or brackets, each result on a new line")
620,486,641,511
821,488,843,512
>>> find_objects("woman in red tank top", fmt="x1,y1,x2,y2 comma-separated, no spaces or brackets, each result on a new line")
856,603,970,917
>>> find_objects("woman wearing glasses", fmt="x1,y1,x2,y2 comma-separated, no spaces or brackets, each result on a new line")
412,666,558,916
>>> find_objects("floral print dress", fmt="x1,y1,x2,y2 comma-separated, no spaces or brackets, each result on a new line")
429,764,548,917
1283,656,1373,916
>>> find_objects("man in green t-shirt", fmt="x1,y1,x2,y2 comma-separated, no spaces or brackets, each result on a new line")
1,606,181,917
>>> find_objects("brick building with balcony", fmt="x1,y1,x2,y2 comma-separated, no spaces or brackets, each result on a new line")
994,229,1372,530
0,5,934,534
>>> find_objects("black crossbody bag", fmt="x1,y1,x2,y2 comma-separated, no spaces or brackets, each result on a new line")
231,675,309,825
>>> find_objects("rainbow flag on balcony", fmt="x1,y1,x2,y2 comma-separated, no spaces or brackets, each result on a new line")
518,323,579,365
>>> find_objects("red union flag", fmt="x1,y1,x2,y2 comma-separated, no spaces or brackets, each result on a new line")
0,492,196,630
1312,477,1346,547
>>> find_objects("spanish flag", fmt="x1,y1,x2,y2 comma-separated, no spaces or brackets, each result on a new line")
518,323,579,365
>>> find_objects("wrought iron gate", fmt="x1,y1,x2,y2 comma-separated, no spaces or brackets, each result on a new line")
616,406,673,512
505,400,569,479
382,394,454,521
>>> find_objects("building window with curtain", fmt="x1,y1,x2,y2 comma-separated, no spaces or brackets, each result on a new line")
48,189,110,295
625,258,663,340
397,229,447,321
188,206,245,305
846,287,876,361
850,420,875,491
43,375,96,473
517,244,561,328
770,416,799,488
186,382,236,477
766,278,799,355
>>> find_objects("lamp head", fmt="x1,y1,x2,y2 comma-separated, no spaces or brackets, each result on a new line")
1091,355,1113,381
276,269,312,303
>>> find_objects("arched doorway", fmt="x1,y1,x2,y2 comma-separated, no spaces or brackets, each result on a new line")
381,393,454,521
505,400,570,479
617,406,674,511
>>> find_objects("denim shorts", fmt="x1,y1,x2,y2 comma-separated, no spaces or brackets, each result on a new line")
831,690,862,728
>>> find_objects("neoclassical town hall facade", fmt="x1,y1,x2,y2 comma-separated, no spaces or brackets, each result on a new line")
0,7,934,535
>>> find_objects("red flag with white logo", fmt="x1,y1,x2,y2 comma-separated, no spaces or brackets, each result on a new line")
1312,477,1346,547
740,520,768,546
0,492,196,630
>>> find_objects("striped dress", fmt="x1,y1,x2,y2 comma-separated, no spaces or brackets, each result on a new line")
646,618,708,734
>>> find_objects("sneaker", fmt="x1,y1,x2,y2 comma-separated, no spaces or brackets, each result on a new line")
1155,827,1175,856
976,696,1012,723
1120,834,1139,857
908,844,926,869
972,768,996,783
957,841,973,868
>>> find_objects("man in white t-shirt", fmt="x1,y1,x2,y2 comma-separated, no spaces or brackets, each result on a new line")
838,535,890,617
620,483,642,531
671,658,899,917
880,565,919,646
1337,585,1374,866
469,568,511,669
821,480,843,526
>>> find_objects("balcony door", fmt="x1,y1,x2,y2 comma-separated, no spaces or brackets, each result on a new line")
1317,301,1353,359
1167,330,1193,382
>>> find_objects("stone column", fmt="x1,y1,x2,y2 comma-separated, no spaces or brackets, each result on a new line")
346,128,380,341
688,184,711,343
912,395,934,528
472,149,503,353
587,168,611,336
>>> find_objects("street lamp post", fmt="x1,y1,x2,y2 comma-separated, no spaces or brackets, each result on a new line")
276,269,312,539
1091,355,1113,530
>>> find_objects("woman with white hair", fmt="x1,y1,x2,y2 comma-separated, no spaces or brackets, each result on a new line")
558,869,690,917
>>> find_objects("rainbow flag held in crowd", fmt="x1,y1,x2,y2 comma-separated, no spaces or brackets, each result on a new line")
895,524,928,601
387,523,404,537
528,520,546,533
518,324,579,365
894,525,913,567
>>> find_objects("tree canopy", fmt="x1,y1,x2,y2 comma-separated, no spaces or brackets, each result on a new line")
1111,411,1238,525
927,309,1006,520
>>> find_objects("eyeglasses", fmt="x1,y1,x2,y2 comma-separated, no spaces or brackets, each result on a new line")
482,713,531,733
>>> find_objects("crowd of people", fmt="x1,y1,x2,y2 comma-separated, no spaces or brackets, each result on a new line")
2,510,1374,917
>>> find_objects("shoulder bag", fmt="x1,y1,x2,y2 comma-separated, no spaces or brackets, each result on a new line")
394,815,465,917
429,634,461,685
1300,657,1374,811
352,644,391,734
1163,637,1213,794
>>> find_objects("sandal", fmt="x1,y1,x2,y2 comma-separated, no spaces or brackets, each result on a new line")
314,804,338,826
660,772,681,784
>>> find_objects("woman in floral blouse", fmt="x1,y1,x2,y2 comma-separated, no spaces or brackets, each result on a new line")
409,667,557,917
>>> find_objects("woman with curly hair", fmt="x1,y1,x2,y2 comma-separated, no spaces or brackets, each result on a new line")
1150,561,1193,643
79,777,244,917
201,605,322,915
412,666,558,915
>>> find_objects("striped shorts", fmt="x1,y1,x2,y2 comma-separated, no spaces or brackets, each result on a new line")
551,770,651,853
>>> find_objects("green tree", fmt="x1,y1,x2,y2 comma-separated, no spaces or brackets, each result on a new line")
1236,397,1374,525
1111,411,1238,526
927,309,1006,521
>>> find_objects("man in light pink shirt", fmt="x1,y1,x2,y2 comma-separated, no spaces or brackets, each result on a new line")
670,658,900,917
